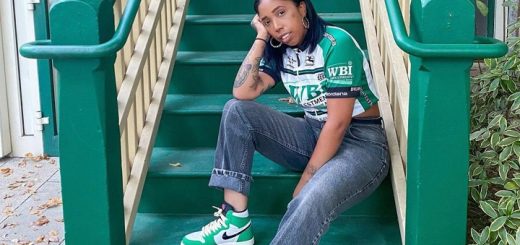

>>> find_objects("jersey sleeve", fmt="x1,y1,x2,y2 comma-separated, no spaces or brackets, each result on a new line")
324,33,365,98
259,58,281,84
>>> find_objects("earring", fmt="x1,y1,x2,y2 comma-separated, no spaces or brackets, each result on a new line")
270,37,282,48
302,16,310,29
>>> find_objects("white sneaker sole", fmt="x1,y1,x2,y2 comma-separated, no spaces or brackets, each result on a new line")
180,237,254,245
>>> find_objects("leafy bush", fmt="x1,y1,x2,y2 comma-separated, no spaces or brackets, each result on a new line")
469,6,520,244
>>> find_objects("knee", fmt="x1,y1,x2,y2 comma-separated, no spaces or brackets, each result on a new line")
288,183,340,218
288,188,325,216
223,99,255,118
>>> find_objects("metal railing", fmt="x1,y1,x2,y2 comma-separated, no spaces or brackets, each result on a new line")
20,0,189,242
360,0,508,243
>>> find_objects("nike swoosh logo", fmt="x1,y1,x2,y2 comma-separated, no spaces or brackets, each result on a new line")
221,222,251,240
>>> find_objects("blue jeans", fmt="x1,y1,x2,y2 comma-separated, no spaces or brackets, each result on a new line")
209,99,390,245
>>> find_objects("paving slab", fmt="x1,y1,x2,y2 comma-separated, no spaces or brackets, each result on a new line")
0,158,58,223
0,181,64,244
0,157,63,245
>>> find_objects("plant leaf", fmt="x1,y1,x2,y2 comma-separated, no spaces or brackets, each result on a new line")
495,190,515,198
481,226,490,243
492,133,501,147
505,181,520,190
513,143,520,158
471,228,481,244
499,146,513,162
504,130,520,138
476,0,489,16
499,164,510,180
490,216,508,231
480,201,499,219
498,137,518,147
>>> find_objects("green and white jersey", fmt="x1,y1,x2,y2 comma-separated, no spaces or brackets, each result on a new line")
260,26,378,121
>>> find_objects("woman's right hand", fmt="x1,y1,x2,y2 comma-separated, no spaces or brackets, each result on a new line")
251,14,269,39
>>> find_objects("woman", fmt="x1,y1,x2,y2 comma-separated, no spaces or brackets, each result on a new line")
181,0,389,244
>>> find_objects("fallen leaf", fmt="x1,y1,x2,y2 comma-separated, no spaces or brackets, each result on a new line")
34,235,45,243
30,207,43,216
18,160,27,167
49,159,56,164
2,207,14,216
33,216,49,226
55,217,64,222
169,162,183,168
3,193,15,199
1,223,17,229
10,239,31,245
39,197,62,209
278,97,296,104
0,167,13,176
47,230,59,242
8,181,26,190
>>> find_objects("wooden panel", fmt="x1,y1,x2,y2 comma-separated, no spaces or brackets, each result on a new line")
122,0,190,242
118,0,166,134
360,0,408,243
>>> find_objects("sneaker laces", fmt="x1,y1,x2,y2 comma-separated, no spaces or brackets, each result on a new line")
201,206,228,237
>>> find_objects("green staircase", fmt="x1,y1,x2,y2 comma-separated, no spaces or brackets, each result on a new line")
131,1,401,244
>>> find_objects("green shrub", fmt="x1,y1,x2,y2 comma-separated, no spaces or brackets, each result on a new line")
469,6,520,244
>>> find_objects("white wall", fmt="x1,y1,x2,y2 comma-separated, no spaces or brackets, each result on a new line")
0,0,43,156
0,24,13,158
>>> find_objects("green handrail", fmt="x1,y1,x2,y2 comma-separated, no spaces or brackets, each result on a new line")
385,0,508,58
20,0,141,59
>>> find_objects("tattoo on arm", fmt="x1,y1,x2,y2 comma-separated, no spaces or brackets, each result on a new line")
233,43,264,90
249,57,263,90
234,63,252,88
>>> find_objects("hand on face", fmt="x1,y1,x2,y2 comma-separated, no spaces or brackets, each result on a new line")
251,14,270,39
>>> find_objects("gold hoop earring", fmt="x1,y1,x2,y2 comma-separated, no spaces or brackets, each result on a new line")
270,37,282,48
303,16,310,29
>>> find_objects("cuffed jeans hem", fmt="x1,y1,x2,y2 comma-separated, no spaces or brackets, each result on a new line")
208,168,253,196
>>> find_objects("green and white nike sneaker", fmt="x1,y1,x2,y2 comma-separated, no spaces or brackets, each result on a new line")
181,203,254,245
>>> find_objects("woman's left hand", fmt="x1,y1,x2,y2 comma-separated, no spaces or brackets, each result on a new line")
292,172,312,198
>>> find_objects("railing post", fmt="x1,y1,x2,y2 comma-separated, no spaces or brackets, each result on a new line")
50,0,125,244
406,0,475,244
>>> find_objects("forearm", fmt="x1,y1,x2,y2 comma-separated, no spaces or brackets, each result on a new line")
233,34,269,100
304,120,350,176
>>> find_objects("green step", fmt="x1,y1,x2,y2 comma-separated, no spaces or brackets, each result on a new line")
130,214,401,244
155,94,302,148
187,0,361,15
139,148,396,216
169,49,369,95
179,13,365,51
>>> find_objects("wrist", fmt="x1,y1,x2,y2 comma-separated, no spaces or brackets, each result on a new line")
256,33,269,40
304,164,319,176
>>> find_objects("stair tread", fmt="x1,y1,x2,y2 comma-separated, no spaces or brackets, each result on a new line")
186,13,362,24
177,50,369,64
149,147,298,177
163,94,301,114
131,214,401,245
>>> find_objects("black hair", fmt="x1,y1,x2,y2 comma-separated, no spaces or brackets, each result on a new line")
254,0,328,72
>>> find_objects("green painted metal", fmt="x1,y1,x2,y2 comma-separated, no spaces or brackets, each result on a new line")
47,0,125,244
383,0,507,243
33,0,59,156
487,0,496,37
131,214,400,245
179,14,365,51
19,0,141,59
385,0,507,58
140,147,396,216
186,0,361,15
